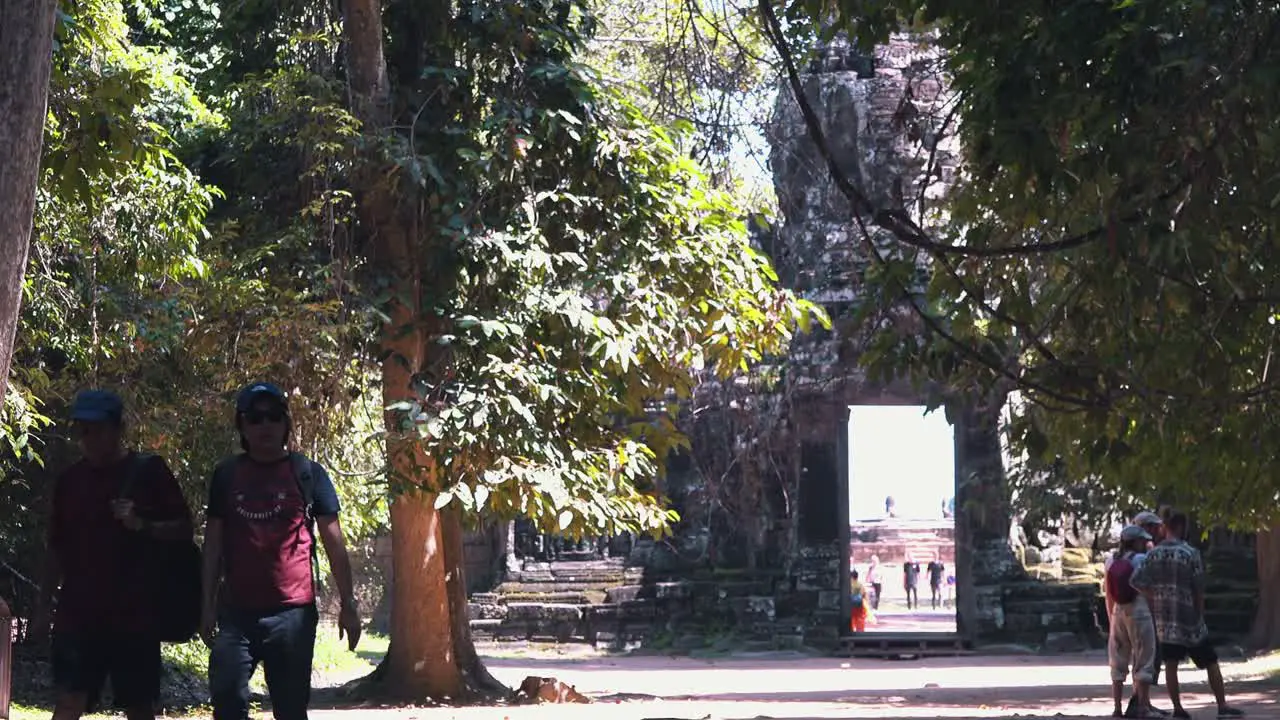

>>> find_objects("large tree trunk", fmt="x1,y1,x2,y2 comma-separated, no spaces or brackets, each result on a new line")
342,0,500,701
1248,526,1280,648
0,0,59,397
440,506,507,699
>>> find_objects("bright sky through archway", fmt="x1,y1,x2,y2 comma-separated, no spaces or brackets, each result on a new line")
848,405,955,521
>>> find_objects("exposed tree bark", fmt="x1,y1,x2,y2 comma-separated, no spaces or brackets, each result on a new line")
440,506,507,699
0,0,59,398
341,0,501,701
1248,526,1280,649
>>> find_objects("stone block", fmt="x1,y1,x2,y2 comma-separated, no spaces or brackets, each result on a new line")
605,585,643,603
728,595,777,626
495,622,530,641
617,599,657,620
467,602,507,620
469,618,502,640
1044,632,1084,653
647,581,695,599
505,602,582,623
1061,548,1092,569
773,632,807,650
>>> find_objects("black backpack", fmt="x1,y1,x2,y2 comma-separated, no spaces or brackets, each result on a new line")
212,452,320,589
119,453,203,644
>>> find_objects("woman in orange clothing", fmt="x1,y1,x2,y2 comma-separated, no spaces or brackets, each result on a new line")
850,569,869,632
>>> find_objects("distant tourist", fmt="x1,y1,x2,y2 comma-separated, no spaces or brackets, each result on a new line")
902,554,921,610
1132,509,1168,705
866,555,883,611
849,569,869,633
927,554,946,609
1131,511,1243,718
1106,525,1157,719
885,495,897,518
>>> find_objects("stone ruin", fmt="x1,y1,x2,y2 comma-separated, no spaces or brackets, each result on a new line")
436,32,1260,653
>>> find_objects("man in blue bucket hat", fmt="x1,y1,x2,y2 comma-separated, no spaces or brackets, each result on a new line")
32,389,193,720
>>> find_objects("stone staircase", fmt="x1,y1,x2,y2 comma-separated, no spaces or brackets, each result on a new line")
468,558,792,651
850,519,956,566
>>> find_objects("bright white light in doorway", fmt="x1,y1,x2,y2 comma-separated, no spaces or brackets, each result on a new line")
848,405,955,521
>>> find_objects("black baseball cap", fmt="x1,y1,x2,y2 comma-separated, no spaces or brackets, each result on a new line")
235,382,288,413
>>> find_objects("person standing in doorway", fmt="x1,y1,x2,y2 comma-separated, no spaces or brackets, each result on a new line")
927,554,946,609
201,382,362,720
849,570,869,633
866,555,883,611
902,553,920,610
31,390,193,720
1131,511,1242,719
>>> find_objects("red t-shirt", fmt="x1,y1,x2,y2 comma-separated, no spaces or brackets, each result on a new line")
49,453,193,633
207,455,338,611
1106,553,1139,604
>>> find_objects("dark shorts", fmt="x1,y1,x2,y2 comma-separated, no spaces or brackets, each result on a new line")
52,630,161,710
1161,640,1218,669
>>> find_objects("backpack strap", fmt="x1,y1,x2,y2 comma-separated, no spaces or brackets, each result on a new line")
117,452,154,499
212,454,241,512
288,452,321,589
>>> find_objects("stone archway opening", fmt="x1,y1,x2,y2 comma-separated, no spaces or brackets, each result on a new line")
844,405,958,636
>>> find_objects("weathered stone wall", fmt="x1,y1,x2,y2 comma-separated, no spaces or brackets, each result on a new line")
455,33,1128,651
763,32,1096,647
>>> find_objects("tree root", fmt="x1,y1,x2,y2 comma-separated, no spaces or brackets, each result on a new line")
338,653,511,705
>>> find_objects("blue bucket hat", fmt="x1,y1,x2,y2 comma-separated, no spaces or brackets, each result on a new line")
70,389,124,424
236,382,288,414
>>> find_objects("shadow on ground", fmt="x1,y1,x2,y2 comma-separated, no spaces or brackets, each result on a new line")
304,653,1280,719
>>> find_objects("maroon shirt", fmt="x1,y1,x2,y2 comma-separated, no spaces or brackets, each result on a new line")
207,456,338,611
1107,553,1140,605
49,453,193,633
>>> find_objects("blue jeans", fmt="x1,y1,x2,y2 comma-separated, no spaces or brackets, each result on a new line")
209,604,318,720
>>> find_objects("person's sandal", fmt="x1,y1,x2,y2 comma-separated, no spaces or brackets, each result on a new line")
1217,707,1244,718
1171,709,1191,719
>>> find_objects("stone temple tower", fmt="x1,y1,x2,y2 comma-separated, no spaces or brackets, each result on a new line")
765,34,1051,641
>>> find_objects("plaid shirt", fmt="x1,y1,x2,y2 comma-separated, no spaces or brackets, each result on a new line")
1130,538,1207,646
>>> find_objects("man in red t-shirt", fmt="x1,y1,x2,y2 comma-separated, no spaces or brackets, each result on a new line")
30,389,193,720
201,383,359,720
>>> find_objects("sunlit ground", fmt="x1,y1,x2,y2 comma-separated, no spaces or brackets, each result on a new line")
10,641,1280,719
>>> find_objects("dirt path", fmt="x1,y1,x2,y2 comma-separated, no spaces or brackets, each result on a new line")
311,650,1280,720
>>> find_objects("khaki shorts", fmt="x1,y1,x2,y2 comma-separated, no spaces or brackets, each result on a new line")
1109,598,1156,684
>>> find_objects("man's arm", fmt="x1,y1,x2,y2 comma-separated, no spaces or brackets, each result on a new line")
310,464,356,608
316,516,356,608
201,518,224,612
36,552,60,613
201,466,230,616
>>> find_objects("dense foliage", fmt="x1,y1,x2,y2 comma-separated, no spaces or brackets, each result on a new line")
0,0,821,625
767,0,1280,528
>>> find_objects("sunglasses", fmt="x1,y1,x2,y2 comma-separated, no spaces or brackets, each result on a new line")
243,408,287,425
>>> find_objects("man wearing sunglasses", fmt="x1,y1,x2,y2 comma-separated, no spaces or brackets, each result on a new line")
200,383,359,720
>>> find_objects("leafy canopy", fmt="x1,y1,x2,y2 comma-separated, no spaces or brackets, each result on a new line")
365,0,825,538
782,0,1280,526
